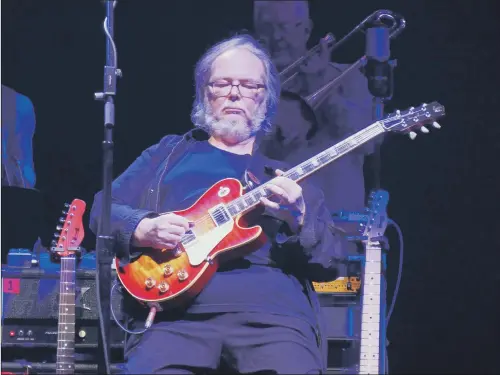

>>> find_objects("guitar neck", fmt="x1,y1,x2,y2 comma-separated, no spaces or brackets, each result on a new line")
56,255,76,374
359,241,383,375
227,121,385,217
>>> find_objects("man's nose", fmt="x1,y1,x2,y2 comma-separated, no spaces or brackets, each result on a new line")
228,85,241,100
272,27,284,41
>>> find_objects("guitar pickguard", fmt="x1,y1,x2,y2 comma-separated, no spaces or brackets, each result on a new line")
184,220,234,266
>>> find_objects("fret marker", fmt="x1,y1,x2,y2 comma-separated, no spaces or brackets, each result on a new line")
65,308,68,312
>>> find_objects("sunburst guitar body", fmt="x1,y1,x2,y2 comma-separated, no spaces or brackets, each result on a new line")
115,178,266,306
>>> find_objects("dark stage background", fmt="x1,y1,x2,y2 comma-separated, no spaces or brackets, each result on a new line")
2,0,500,373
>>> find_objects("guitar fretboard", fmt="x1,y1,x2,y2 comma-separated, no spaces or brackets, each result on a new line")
359,241,382,375
226,121,385,216
56,255,76,374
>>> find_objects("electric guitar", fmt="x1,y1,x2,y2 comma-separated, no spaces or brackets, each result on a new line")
115,102,445,310
356,190,389,375
51,199,86,375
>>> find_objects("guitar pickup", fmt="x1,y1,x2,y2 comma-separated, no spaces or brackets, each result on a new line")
209,205,231,227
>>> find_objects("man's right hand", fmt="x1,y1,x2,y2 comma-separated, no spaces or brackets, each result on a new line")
132,213,192,250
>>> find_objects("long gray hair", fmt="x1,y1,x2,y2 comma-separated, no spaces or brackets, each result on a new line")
190,34,281,133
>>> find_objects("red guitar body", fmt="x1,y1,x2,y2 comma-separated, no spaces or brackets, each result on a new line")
115,178,267,308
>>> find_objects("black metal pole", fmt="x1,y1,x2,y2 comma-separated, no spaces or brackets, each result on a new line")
94,1,121,373
365,21,394,190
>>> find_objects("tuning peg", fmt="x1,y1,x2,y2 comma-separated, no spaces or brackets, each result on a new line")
409,131,417,140
432,121,441,129
53,233,60,238
64,203,70,208
420,126,430,133
59,217,65,223
51,240,57,246
56,225,63,231
62,210,67,215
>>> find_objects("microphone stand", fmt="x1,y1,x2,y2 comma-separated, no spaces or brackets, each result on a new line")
94,1,122,373
364,21,396,189
364,21,396,375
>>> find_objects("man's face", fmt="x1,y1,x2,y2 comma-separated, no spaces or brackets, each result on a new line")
254,2,312,70
205,47,267,144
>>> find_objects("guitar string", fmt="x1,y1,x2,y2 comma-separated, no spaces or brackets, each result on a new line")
163,125,384,244
58,234,74,362
157,119,412,244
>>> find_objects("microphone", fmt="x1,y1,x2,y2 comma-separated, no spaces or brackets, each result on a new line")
364,19,393,98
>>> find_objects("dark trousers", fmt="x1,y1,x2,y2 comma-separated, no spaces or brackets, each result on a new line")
124,311,324,374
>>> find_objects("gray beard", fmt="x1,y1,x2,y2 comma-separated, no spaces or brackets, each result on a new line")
204,102,267,144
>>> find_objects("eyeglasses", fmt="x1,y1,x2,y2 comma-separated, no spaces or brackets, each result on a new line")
208,80,266,99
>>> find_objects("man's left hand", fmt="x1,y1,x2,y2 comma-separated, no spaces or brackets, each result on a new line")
259,169,306,232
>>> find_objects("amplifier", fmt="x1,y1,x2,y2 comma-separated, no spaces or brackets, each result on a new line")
1,321,125,350
0,361,126,375
1,266,123,321
319,293,361,339
313,276,361,294
319,293,361,373
325,338,360,374
1,265,125,350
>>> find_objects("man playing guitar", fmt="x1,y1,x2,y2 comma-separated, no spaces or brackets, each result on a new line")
90,33,351,374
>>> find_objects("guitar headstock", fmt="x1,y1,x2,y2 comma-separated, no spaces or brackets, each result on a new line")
359,190,390,241
382,101,445,140
51,198,86,259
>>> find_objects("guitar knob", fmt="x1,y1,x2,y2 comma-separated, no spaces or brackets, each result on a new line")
177,269,189,281
163,265,174,276
173,248,183,258
420,126,429,133
78,329,86,338
158,281,170,294
145,277,156,289
408,131,417,140
432,121,441,129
